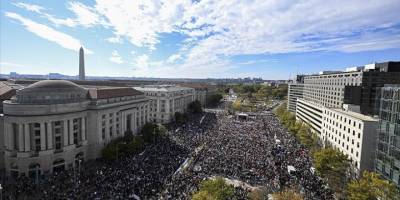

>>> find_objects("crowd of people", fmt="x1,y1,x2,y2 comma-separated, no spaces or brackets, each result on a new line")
3,111,333,199
4,137,189,199
161,112,333,199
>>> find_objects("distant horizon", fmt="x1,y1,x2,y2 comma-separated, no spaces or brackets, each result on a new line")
1,1,400,79
1,59,399,80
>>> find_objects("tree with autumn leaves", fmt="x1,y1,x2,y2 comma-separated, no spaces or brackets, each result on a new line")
347,171,399,200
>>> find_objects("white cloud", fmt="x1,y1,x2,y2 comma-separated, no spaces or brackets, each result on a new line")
95,0,191,48
166,54,181,63
13,2,45,13
106,36,122,43
109,50,123,64
13,1,106,28
5,12,93,54
94,0,400,77
67,2,107,27
8,0,400,78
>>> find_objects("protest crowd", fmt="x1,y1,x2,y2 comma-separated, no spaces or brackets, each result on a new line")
3,111,333,200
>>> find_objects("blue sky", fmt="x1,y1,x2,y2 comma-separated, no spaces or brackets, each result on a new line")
1,0,399,79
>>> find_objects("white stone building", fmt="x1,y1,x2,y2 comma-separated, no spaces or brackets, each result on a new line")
134,85,195,123
322,107,378,176
1,80,149,177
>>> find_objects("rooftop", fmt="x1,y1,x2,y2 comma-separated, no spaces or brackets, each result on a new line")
88,87,143,99
330,108,378,122
134,85,194,92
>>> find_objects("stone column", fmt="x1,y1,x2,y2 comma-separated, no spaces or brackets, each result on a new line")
121,113,126,135
18,124,24,152
40,123,46,150
4,123,11,150
63,120,69,147
47,122,53,149
172,98,175,114
6,123,14,150
132,112,136,134
105,114,110,142
24,123,30,152
113,114,117,136
81,117,86,141
69,119,74,145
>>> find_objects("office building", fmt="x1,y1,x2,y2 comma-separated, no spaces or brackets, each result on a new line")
375,85,400,186
287,83,304,113
134,85,195,123
292,61,400,176
1,80,149,177
323,106,378,176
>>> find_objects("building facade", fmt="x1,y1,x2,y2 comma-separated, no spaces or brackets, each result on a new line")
1,80,149,177
322,107,378,176
296,98,324,134
287,83,304,113
301,62,400,115
177,83,208,107
134,85,195,123
375,85,400,186
292,61,400,176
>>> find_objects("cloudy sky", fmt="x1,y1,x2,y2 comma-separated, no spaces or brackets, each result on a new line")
1,0,399,79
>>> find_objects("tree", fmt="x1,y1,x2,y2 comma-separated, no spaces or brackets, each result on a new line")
156,124,167,137
207,93,223,107
189,100,203,113
192,191,213,200
347,171,399,200
140,123,157,143
313,148,350,197
232,100,242,111
175,112,185,124
124,135,145,154
192,177,234,200
272,188,303,200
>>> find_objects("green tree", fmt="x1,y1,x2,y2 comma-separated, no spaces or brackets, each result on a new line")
189,100,203,113
156,124,167,137
208,93,223,107
140,123,157,143
124,135,145,154
313,148,350,197
192,177,234,200
272,188,303,200
175,112,185,124
347,171,399,200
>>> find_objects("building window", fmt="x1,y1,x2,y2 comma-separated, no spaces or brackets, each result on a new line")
54,121,62,151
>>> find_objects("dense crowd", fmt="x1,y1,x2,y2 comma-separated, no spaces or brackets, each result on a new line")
3,111,333,199
4,136,189,199
161,112,333,199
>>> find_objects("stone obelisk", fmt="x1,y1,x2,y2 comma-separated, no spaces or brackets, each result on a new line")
79,47,85,80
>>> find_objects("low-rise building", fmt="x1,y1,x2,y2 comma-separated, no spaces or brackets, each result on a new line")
1,80,149,177
134,85,195,123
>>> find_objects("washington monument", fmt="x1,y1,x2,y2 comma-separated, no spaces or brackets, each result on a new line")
79,46,85,80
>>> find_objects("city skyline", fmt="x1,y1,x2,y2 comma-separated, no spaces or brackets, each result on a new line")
1,0,400,79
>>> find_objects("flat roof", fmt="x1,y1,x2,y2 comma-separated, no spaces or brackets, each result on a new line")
329,108,378,122
134,85,193,92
